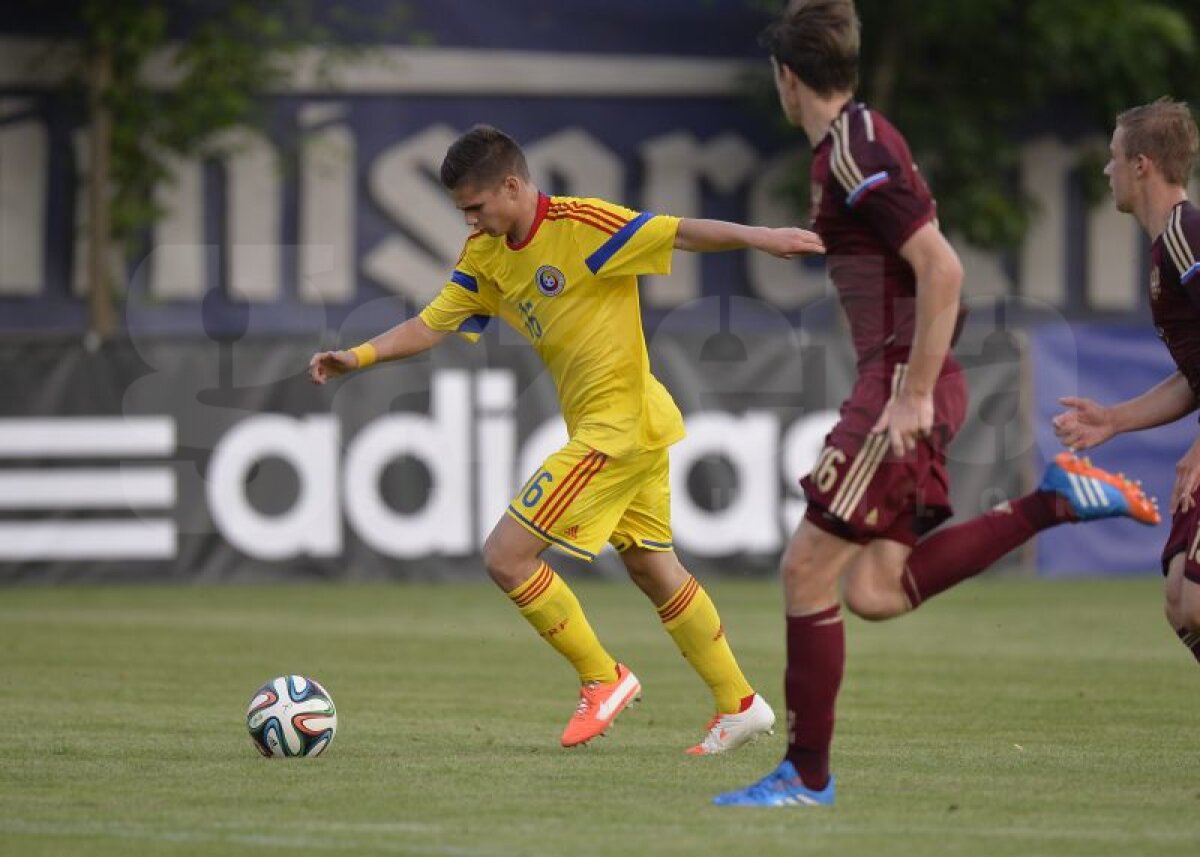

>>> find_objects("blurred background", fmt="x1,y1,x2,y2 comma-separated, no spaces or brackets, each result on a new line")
1,0,1198,583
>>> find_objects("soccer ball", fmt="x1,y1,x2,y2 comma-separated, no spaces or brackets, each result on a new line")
246,675,337,758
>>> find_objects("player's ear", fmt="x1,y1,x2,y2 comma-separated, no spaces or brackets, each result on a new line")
773,59,796,90
502,174,521,198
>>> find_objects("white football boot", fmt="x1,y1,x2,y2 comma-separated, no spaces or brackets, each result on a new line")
686,693,775,755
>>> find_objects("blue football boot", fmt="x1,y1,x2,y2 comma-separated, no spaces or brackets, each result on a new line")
712,760,835,807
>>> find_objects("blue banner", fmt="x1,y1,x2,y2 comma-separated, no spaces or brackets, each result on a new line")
1032,323,1195,576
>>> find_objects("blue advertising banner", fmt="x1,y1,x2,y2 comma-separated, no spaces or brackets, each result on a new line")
1032,323,1195,576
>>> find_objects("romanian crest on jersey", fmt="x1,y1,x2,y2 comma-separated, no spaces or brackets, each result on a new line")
535,265,566,297
1150,267,1161,301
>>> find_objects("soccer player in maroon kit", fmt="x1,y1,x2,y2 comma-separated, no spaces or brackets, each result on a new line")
1054,99,1200,667
714,0,1159,807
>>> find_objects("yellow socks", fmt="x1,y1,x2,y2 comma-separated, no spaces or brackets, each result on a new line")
507,562,618,684
658,576,754,714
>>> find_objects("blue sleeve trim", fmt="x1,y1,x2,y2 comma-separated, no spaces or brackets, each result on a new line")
585,211,654,274
1182,262,1200,286
450,270,478,292
456,314,491,334
846,171,890,207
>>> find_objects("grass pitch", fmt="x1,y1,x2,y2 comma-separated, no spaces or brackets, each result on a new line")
1,577,1197,856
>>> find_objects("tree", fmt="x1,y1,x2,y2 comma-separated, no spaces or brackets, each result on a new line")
753,0,1200,250
67,1,410,343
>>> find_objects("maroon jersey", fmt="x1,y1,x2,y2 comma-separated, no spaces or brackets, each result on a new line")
810,102,962,370
1150,200,1200,397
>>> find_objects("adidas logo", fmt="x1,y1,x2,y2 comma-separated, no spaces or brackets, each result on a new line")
564,525,579,540
864,508,879,527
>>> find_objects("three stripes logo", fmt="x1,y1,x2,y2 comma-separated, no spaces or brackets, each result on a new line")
0,417,177,560
1064,471,1111,511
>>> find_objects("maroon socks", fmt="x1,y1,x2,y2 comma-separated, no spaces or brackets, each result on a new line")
902,491,1075,607
784,605,844,790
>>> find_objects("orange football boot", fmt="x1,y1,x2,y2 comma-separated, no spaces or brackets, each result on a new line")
1040,452,1160,525
560,663,641,747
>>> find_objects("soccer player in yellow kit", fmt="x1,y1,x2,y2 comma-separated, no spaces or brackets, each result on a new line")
309,125,825,752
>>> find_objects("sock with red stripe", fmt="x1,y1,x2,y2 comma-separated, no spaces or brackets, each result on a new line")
784,604,844,791
1176,627,1200,664
902,491,1073,608
507,561,618,684
658,575,755,714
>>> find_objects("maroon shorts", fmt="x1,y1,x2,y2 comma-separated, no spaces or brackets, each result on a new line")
1161,490,1200,584
801,362,968,547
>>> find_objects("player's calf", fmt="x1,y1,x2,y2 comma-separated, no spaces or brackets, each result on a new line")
841,557,911,621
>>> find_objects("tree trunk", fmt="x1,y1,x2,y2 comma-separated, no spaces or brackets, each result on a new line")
869,11,903,115
86,43,116,344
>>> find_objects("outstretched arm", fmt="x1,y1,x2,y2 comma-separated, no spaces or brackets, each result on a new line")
1053,370,1198,450
1055,372,1200,514
673,218,825,257
308,316,448,385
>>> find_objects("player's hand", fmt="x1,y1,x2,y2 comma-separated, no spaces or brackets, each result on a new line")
307,350,359,385
1170,434,1200,514
761,227,825,259
871,390,933,458
1052,396,1115,452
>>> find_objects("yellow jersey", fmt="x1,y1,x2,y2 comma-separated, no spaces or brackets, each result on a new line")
419,193,685,458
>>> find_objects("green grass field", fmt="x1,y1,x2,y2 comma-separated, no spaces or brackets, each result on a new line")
2,577,1198,856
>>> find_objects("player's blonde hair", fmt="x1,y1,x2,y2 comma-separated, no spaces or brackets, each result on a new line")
760,0,860,96
440,125,530,191
1117,98,1199,187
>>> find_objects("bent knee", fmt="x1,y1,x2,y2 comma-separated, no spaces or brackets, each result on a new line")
1177,601,1200,633
481,535,525,589
1164,596,1182,630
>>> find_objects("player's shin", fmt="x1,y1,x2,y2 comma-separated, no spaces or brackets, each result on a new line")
658,576,754,714
507,561,618,683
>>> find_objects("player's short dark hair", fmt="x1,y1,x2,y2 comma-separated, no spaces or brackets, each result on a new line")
1117,98,1199,187
440,125,530,190
760,0,860,97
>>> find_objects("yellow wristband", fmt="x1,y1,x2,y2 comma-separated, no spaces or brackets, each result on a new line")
348,343,377,369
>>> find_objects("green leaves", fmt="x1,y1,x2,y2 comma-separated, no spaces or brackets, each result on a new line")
75,0,382,252
754,0,1200,250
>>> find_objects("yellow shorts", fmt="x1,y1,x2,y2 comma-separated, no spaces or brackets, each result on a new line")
505,438,673,561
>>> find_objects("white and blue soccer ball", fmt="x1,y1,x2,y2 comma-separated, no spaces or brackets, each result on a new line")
246,675,337,758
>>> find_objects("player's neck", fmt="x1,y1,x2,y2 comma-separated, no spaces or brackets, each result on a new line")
507,185,543,245
799,90,854,148
1136,183,1189,240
